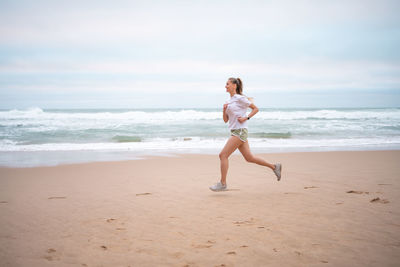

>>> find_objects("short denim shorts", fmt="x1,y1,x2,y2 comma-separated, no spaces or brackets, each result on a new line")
230,128,248,142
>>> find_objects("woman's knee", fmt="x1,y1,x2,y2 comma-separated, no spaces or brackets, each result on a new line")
219,152,228,160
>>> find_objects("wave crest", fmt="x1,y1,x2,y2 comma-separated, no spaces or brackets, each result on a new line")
251,132,292,138
112,135,142,143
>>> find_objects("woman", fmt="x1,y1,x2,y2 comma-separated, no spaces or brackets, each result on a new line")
210,77,282,191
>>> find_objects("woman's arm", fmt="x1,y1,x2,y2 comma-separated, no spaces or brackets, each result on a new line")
247,103,259,118
223,104,229,123
238,103,258,123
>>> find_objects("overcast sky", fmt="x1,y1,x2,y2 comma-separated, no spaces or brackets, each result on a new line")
0,0,399,109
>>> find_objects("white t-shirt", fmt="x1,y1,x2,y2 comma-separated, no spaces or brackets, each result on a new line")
225,94,252,130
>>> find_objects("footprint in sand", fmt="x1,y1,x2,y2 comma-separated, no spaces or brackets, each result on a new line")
226,251,236,255
136,192,152,196
100,245,107,250
107,219,126,230
0,201,8,204
44,256,54,261
192,240,215,249
304,186,319,189
370,197,389,203
44,248,58,261
233,218,255,226
192,244,213,249
346,190,369,194
48,196,67,199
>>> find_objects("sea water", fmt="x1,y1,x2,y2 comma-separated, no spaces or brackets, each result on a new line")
1,107,399,166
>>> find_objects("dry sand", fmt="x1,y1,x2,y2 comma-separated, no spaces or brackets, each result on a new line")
0,150,399,267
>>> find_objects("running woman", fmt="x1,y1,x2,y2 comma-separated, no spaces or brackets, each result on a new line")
210,77,282,191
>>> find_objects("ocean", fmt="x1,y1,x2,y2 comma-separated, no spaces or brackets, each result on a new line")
1,107,399,167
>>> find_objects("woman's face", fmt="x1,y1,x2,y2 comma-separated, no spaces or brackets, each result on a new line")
225,80,236,94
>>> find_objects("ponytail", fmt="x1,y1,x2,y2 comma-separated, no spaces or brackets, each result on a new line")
228,77,243,95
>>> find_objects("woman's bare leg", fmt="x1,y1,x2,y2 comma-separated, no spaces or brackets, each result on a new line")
238,141,276,170
219,136,243,185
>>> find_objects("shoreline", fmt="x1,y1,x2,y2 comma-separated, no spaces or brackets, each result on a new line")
1,146,400,168
1,150,399,266
2,107,400,168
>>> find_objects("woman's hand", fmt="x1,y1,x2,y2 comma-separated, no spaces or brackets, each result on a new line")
223,104,229,123
237,117,248,123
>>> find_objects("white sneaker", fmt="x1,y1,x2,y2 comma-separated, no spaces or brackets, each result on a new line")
274,163,282,181
209,182,227,192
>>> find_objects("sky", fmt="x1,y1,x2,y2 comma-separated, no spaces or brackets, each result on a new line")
0,0,399,109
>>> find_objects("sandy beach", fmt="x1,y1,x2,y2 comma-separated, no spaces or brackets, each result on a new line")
0,150,399,266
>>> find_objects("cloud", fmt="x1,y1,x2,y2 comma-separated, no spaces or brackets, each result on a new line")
1,58,399,92
1,0,399,46
0,0,399,109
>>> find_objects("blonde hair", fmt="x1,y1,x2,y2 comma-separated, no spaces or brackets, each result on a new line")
228,77,243,95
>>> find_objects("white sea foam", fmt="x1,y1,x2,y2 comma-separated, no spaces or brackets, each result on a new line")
0,108,220,122
1,108,399,156
1,107,399,122
1,137,400,152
